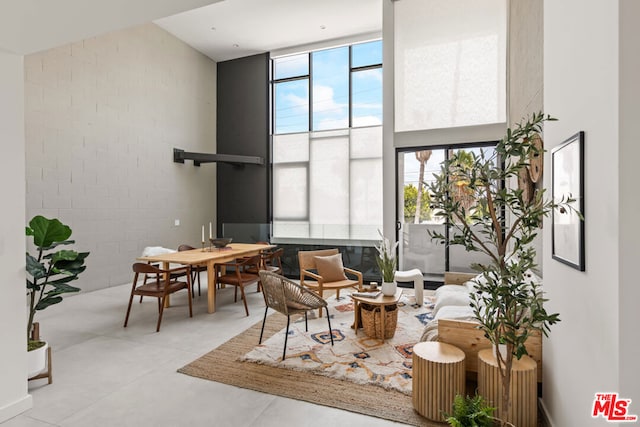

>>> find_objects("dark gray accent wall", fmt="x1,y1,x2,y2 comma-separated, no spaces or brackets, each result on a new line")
216,53,270,237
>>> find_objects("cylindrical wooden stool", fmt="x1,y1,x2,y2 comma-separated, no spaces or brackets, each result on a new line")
478,349,537,427
412,342,465,421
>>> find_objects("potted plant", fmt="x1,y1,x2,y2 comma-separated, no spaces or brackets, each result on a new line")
444,393,497,427
26,215,89,377
374,230,399,296
427,112,569,425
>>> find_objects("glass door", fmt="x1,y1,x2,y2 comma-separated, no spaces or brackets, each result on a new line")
397,144,497,282
397,149,446,282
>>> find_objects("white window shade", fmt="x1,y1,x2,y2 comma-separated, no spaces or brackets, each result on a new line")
309,131,350,239
272,127,382,242
394,0,507,132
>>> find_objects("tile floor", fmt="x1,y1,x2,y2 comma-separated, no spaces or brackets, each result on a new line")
5,277,406,427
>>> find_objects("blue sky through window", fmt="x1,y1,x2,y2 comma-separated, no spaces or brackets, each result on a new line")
352,40,383,68
274,40,382,134
275,79,308,134
352,68,382,126
312,46,349,131
274,53,308,80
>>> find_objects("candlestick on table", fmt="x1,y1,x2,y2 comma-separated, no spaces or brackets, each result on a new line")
209,222,212,239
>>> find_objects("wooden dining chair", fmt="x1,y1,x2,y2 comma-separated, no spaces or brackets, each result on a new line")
124,263,193,332
178,244,206,297
214,255,262,316
258,271,333,360
245,247,284,293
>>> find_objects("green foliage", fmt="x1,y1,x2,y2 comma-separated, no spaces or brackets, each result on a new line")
427,112,571,421
427,112,565,355
26,215,89,347
374,230,399,282
445,394,496,427
404,184,432,222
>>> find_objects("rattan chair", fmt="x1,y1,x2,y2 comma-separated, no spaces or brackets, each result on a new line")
124,263,193,332
259,271,334,360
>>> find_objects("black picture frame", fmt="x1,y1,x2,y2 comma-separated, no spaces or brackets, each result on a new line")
551,131,585,271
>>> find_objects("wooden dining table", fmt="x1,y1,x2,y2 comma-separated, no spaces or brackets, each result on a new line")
137,243,272,313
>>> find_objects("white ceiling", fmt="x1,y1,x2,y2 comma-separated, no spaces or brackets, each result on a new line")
154,0,382,62
0,0,223,55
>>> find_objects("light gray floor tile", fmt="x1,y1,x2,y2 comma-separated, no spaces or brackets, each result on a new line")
8,282,410,427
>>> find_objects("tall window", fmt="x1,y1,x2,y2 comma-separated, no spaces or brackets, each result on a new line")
272,40,383,242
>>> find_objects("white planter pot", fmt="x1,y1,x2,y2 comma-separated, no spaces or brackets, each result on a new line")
27,342,48,378
381,281,396,296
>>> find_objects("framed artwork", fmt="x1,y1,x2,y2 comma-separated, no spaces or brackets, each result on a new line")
551,131,585,271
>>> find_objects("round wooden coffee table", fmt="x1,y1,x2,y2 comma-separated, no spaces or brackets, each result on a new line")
351,288,402,341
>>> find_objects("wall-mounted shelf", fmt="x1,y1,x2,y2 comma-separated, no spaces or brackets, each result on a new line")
173,148,264,167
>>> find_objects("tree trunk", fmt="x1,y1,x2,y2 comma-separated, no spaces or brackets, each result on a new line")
414,150,432,224
498,349,514,426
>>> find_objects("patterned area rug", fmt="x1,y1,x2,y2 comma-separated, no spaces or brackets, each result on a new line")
178,289,442,427
240,291,435,395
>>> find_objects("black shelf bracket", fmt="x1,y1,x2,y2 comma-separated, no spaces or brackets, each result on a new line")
173,148,264,167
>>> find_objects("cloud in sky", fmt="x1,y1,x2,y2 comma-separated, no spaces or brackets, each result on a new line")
313,84,347,114
352,115,382,127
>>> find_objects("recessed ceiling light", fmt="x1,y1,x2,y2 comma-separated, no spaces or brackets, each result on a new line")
211,26,216,31
233,44,239,48
320,25,326,30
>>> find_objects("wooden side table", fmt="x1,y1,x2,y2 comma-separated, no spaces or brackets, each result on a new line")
477,349,537,427
412,341,465,422
351,288,402,341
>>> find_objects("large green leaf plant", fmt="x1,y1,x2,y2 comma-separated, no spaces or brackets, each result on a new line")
26,215,89,350
427,112,571,425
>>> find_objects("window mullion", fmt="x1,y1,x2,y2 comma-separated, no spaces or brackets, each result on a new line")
308,53,313,132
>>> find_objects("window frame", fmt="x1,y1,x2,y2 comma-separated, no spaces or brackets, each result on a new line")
270,40,383,244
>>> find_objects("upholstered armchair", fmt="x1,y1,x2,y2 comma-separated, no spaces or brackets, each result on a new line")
298,248,363,315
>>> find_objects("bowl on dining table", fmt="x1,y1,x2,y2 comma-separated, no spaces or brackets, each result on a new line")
210,237,232,248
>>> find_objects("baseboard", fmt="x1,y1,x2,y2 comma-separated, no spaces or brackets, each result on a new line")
538,397,554,427
0,394,33,423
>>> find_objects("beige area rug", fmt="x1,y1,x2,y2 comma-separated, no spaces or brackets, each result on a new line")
241,294,433,395
179,292,441,427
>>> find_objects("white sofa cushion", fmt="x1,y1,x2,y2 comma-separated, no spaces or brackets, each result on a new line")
434,291,471,316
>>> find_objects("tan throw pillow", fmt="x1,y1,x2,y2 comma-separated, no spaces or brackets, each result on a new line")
314,253,348,282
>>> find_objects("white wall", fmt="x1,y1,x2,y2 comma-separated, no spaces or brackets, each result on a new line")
0,51,32,422
618,0,640,405
382,0,396,242
543,1,622,425
24,23,217,291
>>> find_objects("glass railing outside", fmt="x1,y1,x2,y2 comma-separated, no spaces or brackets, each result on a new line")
221,223,442,288
222,223,380,282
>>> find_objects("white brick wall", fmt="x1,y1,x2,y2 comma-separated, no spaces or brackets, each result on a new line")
25,23,217,293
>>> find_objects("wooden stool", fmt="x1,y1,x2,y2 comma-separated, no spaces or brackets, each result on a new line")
412,341,465,422
478,349,537,427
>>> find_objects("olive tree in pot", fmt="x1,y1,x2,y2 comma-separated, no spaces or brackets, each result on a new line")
26,215,89,377
427,112,569,425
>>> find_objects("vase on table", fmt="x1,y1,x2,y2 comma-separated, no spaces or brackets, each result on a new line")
381,281,396,296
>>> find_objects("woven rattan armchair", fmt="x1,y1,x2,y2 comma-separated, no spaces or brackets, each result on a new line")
258,271,334,360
